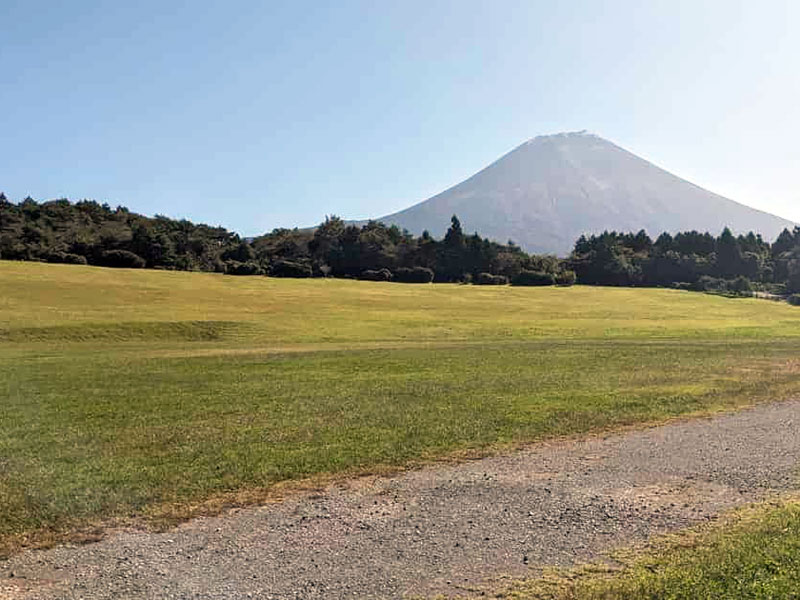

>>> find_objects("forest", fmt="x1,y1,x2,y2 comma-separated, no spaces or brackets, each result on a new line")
2,195,799,295
571,227,800,296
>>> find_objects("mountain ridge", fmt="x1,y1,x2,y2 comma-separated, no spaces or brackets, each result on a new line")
370,132,795,255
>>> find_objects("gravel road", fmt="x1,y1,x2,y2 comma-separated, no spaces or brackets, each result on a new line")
2,399,799,600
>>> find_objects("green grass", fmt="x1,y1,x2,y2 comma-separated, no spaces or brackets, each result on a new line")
1,261,800,554
504,499,800,600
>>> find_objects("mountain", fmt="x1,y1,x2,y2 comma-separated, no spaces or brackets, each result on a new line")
373,132,795,255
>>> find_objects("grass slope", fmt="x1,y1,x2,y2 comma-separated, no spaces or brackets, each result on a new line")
1,261,800,554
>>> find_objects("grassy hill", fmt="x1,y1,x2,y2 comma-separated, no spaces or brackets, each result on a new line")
2,261,800,555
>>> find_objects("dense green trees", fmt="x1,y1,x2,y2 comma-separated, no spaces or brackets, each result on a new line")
569,226,800,295
2,195,798,296
264,212,571,283
0,197,573,283
0,197,239,271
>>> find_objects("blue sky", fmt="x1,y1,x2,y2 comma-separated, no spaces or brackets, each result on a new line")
1,0,798,235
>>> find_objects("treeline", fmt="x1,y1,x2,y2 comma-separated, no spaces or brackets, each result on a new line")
0,196,242,271
0,196,573,284
254,214,575,284
571,227,800,295
2,195,799,297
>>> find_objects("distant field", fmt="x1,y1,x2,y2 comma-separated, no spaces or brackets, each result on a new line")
1,261,799,555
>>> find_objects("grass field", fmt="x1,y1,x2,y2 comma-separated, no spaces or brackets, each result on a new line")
2,261,800,555
505,498,800,600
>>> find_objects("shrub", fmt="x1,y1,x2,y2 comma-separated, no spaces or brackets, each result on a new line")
730,275,753,294
788,294,800,306
695,275,726,292
46,252,88,265
225,260,263,276
788,260,800,294
555,270,577,286
771,283,788,296
394,266,435,283
512,270,556,286
62,253,88,265
270,259,312,278
101,249,146,269
173,256,196,271
475,272,509,285
695,275,753,296
359,269,393,282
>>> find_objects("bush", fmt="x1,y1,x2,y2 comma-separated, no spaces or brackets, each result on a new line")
730,275,753,294
695,275,753,296
769,282,788,296
394,266,435,283
555,270,577,286
359,268,393,282
788,260,800,294
173,256,196,271
46,252,87,265
695,275,726,292
101,249,146,269
62,253,88,265
475,272,509,285
270,259,312,278
225,260,263,276
788,294,800,306
45,252,65,264
512,270,556,286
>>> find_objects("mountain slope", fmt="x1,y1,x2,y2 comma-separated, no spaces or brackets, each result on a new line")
375,132,795,255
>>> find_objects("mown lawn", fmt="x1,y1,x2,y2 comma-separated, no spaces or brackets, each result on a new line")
1,261,799,555
505,499,800,600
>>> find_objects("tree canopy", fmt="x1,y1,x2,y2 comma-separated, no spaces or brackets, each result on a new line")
2,195,799,295
570,226,800,294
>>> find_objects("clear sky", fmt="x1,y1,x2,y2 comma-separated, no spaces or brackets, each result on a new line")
1,0,798,235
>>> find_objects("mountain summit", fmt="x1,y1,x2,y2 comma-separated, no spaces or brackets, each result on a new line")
375,132,795,255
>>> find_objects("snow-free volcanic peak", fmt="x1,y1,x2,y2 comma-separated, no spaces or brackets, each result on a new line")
374,132,795,255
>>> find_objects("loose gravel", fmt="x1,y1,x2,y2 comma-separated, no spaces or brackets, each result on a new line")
2,399,800,600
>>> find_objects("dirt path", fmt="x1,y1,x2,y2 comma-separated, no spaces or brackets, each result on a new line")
3,399,800,600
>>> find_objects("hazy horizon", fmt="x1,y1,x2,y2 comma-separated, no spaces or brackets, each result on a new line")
2,1,798,235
